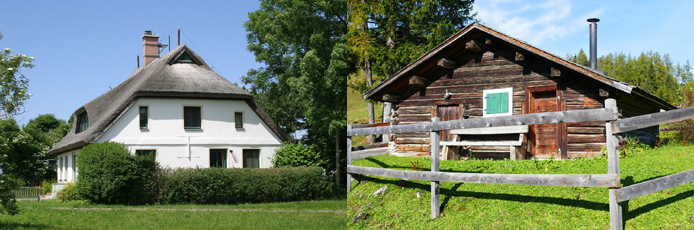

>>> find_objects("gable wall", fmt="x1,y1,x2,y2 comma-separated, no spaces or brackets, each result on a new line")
390,42,621,159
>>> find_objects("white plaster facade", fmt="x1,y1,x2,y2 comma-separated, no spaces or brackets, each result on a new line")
55,98,283,183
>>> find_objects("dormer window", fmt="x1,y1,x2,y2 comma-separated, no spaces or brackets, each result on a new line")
174,52,194,64
77,113,89,133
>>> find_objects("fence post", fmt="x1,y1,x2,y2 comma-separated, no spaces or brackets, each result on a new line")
430,117,440,218
347,125,352,193
605,99,623,230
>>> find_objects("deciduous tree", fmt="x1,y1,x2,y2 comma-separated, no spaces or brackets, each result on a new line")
0,32,34,120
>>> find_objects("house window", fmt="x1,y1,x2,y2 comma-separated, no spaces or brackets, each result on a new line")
243,149,260,168
139,106,148,129
483,88,513,117
136,149,156,158
235,112,244,129
174,52,194,64
77,113,89,133
183,106,201,129
209,149,227,168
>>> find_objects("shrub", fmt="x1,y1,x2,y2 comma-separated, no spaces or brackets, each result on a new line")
58,182,81,202
0,175,19,215
40,179,55,195
159,167,332,204
272,142,325,168
77,142,157,205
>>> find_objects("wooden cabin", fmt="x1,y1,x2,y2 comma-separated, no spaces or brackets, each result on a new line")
363,23,675,160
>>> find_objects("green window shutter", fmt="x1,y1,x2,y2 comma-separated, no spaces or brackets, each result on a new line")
486,92,509,114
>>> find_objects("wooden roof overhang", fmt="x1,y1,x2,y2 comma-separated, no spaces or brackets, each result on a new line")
363,23,676,110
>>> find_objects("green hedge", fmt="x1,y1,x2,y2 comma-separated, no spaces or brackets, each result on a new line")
75,142,333,205
159,167,331,204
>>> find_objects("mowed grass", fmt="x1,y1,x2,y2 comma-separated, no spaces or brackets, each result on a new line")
1,199,347,229
348,145,694,229
347,87,383,146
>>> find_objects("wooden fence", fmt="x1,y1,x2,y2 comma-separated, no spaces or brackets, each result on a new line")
12,187,41,202
346,99,694,230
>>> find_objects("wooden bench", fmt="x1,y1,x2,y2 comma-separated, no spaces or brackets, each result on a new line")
440,125,528,160
12,187,41,202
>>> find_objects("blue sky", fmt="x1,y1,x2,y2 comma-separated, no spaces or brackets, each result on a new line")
2,0,694,126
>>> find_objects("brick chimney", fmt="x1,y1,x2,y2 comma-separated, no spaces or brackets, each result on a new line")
141,30,160,67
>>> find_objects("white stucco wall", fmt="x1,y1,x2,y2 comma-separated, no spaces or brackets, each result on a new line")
56,150,79,184
93,98,283,169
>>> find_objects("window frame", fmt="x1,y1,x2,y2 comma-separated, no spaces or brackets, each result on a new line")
183,106,203,130
209,149,228,168
77,113,89,133
135,149,157,160
234,111,245,129
242,149,261,168
139,105,149,130
482,87,514,117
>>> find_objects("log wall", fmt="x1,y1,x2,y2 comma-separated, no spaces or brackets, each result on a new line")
389,36,665,160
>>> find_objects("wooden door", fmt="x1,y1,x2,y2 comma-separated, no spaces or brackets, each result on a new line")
527,87,560,159
436,105,461,143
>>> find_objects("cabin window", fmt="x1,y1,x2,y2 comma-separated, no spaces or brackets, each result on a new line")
209,149,227,168
77,113,89,133
483,88,513,117
234,111,244,129
174,52,194,64
243,149,260,168
183,106,202,129
136,149,156,159
139,106,149,129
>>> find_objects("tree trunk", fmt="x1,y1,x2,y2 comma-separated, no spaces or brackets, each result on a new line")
366,58,375,144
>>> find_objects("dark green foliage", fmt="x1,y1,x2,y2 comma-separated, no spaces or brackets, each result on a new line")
0,171,19,215
24,114,70,146
272,142,325,167
244,0,348,186
159,167,331,204
76,142,157,205
0,119,52,186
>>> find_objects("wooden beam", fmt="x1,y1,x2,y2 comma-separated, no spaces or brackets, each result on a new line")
437,58,455,69
465,39,483,53
430,117,440,219
484,38,496,49
440,141,524,146
382,94,400,103
450,125,528,135
347,166,621,187
551,67,562,77
347,108,618,137
515,52,525,62
617,168,694,203
351,143,388,151
347,125,352,193
409,76,427,87
605,99,624,230
613,105,694,133
351,122,390,129
599,88,610,98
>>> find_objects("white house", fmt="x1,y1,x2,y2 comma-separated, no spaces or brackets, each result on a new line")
47,31,289,191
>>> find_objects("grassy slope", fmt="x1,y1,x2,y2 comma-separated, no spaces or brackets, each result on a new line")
348,145,694,229
1,199,347,230
347,87,383,146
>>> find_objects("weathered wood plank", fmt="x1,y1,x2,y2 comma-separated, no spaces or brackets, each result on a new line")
551,67,561,77
450,125,528,135
440,141,524,146
616,168,694,203
438,58,456,69
350,122,390,129
605,99,623,230
613,106,694,134
430,117,440,218
382,94,400,103
351,143,388,151
568,134,606,143
346,166,620,187
409,75,428,87
465,40,483,52
347,108,617,137
347,125,352,193
567,127,604,134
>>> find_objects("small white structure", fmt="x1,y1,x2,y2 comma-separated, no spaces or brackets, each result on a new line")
48,31,289,191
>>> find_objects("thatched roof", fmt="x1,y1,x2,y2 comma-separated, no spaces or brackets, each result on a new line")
48,45,289,155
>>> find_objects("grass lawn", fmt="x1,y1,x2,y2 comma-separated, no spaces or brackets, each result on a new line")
347,87,384,147
1,199,347,229
348,145,694,229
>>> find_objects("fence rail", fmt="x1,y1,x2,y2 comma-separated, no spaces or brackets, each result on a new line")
347,98,694,230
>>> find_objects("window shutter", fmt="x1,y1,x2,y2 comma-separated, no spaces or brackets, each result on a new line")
486,92,509,114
